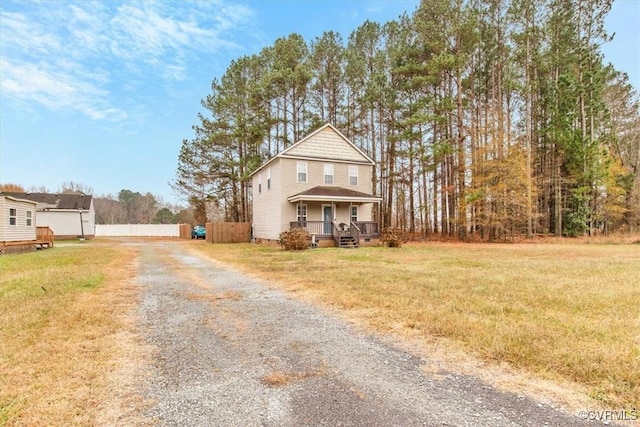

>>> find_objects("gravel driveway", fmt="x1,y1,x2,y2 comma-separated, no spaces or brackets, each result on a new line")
135,242,599,426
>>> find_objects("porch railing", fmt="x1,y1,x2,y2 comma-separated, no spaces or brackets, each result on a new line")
331,222,340,245
36,226,54,247
350,221,361,244
289,221,328,236
352,221,379,236
289,221,379,237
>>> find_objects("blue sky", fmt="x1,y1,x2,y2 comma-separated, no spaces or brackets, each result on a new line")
1,0,638,207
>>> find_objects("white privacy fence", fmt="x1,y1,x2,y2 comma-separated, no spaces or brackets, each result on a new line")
95,224,182,237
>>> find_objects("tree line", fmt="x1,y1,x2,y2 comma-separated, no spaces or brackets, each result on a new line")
174,0,640,239
93,190,192,225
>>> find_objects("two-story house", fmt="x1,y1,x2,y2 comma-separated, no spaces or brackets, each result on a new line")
250,123,381,247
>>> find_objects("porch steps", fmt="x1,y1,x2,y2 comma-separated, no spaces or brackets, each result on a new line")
339,236,359,248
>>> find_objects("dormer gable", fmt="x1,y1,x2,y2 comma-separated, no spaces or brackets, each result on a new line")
251,124,373,177
280,124,373,164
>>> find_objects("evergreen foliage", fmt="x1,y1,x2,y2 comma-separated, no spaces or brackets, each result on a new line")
174,0,639,237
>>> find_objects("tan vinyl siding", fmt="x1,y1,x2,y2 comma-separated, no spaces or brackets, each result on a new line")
335,163,373,194
280,160,373,195
1,196,37,242
279,158,375,224
0,196,4,240
252,159,283,240
284,127,371,163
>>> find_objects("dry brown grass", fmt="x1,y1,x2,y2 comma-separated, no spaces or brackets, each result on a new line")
184,290,242,303
260,370,321,387
0,245,142,426
190,240,640,410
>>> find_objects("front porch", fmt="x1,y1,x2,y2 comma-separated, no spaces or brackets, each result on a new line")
289,221,380,248
287,185,382,248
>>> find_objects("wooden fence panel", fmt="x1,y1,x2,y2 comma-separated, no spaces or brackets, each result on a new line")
206,222,251,243
179,224,191,239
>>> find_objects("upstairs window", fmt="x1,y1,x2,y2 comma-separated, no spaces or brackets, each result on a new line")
9,208,16,225
267,168,271,190
26,211,32,226
324,164,334,184
349,166,358,185
297,162,307,183
258,174,262,194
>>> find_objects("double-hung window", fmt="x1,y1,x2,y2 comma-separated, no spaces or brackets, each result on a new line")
351,206,358,223
9,208,16,225
26,211,32,226
349,166,358,185
297,204,307,223
297,162,307,183
267,168,271,190
324,164,334,184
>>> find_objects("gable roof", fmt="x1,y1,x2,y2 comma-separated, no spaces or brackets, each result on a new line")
251,123,374,176
287,186,382,203
0,194,38,206
1,192,93,210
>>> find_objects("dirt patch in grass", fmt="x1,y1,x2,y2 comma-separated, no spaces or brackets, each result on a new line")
185,290,242,303
0,245,146,426
261,370,322,387
189,240,640,412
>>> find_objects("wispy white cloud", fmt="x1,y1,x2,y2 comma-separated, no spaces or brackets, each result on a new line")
0,58,126,121
0,0,254,122
0,10,62,55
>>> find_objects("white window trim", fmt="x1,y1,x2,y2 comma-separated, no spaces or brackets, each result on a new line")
9,208,17,226
297,204,308,222
351,205,358,223
324,164,334,184
297,161,307,183
26,210,32,226
349,165,358,186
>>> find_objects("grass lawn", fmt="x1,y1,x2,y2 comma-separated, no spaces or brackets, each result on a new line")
192,241,640,408
0,245,138,426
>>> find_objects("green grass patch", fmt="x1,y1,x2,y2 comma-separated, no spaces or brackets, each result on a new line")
0,248,112,296
192,241,640,408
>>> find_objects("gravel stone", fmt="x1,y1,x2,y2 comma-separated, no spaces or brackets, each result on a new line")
134,242,607,426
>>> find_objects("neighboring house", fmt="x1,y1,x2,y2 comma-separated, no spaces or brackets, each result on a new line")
2,192,95,239
0,193,37,253
250,123,381,247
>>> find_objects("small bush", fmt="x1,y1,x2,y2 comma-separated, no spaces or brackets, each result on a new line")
381,227,408,248
279,228,311,250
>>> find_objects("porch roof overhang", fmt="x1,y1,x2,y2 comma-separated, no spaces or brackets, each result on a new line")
287,186,382,203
